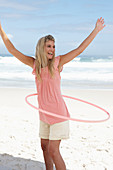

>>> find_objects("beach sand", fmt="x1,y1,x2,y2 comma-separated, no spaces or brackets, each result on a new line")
0,88,113,170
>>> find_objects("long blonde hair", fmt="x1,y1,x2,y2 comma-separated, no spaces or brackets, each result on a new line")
35,35,55,82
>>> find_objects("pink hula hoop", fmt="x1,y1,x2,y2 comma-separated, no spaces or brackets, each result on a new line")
25,93,110,123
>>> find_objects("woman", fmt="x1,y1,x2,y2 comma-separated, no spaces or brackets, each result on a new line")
0,17,105,170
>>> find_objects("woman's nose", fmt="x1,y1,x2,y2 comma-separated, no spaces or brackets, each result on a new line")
50,47,54,51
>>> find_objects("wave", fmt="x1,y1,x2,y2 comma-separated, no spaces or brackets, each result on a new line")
0,55,113,87
0,56,23,65
61,72,113,82
65,61,113,68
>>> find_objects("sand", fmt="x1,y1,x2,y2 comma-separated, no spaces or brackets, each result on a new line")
0,88,113,170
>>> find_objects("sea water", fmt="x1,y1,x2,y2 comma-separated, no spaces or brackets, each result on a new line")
0,54,113,89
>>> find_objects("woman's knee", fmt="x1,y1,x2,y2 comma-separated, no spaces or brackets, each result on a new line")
41,139,49,152
48,140,60,157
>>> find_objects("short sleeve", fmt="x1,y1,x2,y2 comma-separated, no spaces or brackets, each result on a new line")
32,59,36,75
55,56,63,72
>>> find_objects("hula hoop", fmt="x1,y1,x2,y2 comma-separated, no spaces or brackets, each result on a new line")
25,93,110,123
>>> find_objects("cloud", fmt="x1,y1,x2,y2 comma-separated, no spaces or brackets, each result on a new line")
7,34,13,39
49,0,58,2
27,20,113,36
0,13,24,19
0,0,37,11
27,22,93,34
0,0,59,19
0,0,58,11
84,0,108,9
84,1,113,12
31,0,58,5
105,24,113,34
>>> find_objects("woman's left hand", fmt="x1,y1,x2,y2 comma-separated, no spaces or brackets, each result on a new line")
95,17,106,32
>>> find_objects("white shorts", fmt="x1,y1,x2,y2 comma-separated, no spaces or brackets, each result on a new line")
39,120,70,140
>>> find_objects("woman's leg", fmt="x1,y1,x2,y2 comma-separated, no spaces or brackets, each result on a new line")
41,138,53,170
40,120,69,170
49,140,66,170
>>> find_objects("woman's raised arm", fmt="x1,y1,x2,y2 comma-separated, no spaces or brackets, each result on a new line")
59,17,106,67
0,22,34,68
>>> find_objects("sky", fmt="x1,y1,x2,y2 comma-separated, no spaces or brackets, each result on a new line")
0,0,113,56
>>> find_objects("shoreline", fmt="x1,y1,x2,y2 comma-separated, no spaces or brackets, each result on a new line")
0,85,113,90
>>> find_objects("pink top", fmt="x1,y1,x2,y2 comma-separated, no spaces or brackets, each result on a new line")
32,56,70,124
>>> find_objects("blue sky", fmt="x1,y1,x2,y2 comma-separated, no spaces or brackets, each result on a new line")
0,0,113,56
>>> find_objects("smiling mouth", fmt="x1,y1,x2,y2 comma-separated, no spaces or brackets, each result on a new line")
48,53,53,55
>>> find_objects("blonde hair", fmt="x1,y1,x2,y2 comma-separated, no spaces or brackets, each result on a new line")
35,35,55,82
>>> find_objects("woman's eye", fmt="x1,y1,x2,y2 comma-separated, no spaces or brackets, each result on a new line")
47,45,55,48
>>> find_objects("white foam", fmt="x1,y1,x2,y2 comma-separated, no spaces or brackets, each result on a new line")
65,61,113,68
0,57,23,65
0,55,113,85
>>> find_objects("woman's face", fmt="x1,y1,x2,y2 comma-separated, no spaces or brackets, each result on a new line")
44,40,55,60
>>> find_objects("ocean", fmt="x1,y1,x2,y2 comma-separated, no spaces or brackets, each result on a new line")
0,54,113,89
